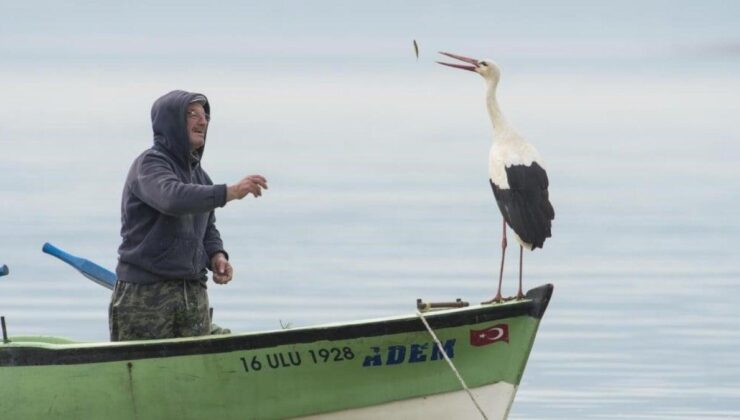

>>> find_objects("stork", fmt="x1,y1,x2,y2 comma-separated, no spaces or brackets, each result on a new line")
437,52,554,303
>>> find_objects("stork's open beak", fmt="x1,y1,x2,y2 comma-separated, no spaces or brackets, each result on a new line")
437,51,479,72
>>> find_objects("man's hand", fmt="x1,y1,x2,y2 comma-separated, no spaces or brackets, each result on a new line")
211,253,233,284
227,175,268,202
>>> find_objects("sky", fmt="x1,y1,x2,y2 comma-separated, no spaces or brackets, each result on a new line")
3,1,740,61
2,0,739,147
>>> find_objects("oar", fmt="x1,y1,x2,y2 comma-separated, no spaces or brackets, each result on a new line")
42,242,116,290
0,264,8,277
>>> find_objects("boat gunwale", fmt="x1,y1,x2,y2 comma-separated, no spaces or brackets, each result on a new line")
1,284,552,367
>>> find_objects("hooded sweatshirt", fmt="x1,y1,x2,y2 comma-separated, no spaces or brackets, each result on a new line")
116,90,228,284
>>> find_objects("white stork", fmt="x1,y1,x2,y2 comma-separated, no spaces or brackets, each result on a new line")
437,51,554,303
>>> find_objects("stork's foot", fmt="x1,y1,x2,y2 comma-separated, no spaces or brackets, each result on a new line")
482,292,504,305
516,290,525,300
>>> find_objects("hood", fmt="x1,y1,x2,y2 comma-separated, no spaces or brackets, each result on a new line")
150,90,211,169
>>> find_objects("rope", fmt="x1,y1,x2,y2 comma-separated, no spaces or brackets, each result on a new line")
416,310,489,420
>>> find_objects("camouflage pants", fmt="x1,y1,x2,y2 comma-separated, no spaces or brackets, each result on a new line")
109,279,210,341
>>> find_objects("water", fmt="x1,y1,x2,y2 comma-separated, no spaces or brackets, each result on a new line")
2,1,740,418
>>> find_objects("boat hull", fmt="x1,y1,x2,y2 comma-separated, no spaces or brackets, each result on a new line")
0,284,552,419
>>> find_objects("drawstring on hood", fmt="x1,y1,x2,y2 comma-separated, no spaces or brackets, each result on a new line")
183,279,189,310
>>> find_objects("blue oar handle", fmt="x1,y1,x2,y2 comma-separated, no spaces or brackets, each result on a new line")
0,265,8,277
42,242,117,290
42,242,84,267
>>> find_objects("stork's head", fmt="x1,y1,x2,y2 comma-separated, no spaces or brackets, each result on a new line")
437,52,500,84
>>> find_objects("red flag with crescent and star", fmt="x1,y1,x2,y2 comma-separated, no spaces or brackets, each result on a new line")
469,324,509,346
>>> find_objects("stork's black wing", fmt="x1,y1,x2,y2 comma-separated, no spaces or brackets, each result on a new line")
489,162,554,249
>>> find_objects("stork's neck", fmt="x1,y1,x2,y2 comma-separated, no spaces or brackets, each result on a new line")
485,80,510,135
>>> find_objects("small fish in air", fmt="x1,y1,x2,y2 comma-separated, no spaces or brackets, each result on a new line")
413,40,419,60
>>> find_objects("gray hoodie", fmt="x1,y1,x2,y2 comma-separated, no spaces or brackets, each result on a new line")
116,90,228,284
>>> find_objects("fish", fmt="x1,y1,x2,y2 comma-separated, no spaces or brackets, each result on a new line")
413,39,419,60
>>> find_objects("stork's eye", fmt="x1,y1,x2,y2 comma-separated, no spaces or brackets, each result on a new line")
479,61,488,67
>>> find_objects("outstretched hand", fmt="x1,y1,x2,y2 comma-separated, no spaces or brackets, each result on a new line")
227,175,268,202
211,253,233,284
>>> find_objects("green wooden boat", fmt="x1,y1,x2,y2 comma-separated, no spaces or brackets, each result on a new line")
0,283,552,419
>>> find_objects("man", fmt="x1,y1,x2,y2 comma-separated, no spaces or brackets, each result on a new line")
109,90,267,341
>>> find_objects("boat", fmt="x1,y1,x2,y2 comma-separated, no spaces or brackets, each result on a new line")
0,245,553,419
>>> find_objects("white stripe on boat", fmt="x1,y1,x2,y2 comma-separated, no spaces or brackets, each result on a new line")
299,382,517,420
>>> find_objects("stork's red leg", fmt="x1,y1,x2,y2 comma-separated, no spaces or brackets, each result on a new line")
516,245,525,300
495,220,508,301
484,219,507,304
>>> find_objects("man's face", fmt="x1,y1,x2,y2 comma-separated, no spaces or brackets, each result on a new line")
186,102,208,150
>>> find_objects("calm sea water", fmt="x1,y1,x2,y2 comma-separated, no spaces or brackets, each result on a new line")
2,24,740,420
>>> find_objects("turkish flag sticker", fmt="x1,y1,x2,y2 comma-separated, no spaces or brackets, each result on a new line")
470,324,509,346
